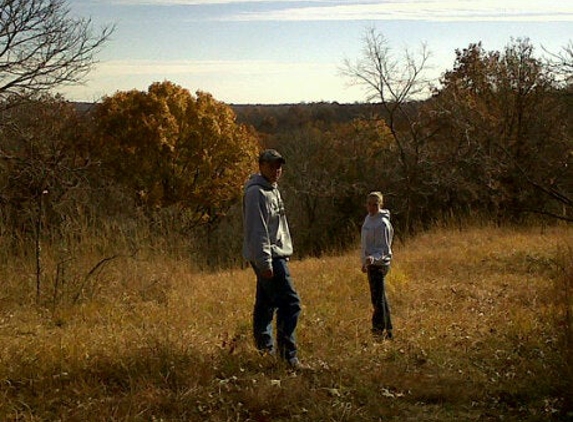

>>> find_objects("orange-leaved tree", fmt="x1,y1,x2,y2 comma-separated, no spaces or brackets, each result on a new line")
429,39,571,222
93,81,259,226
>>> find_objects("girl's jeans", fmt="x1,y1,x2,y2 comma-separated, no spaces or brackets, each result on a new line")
251,257,302,361
368,265,392,332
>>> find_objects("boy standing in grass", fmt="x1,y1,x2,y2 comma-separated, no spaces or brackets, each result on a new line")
242,149,306,370
361,191,394,340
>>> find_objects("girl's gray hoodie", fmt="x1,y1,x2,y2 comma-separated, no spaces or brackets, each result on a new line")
242,173,293,272
361,209,393,267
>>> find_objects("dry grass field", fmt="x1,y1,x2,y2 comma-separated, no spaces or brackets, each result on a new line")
0,224,571,421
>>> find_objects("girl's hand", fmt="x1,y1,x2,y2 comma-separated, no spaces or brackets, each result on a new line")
362,256,374,272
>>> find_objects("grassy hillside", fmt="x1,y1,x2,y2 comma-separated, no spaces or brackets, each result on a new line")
0,225,571,421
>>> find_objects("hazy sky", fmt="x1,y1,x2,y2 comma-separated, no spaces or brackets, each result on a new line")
63,0,572,104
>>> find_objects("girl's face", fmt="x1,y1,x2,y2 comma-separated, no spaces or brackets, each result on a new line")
366,199,381,216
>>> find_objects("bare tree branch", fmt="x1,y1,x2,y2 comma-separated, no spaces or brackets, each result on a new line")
543,40,573,86
0,0,114,101
340,27,436,233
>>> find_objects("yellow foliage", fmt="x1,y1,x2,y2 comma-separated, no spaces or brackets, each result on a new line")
94,82,260,222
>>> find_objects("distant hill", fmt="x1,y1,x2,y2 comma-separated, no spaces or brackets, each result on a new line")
71,100,387,134
231,102,383,134
72,101,98,114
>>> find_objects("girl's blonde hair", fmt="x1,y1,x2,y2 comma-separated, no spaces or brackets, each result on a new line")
367,191,384,206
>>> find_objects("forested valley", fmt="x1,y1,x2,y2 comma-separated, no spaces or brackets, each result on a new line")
1,33,571,301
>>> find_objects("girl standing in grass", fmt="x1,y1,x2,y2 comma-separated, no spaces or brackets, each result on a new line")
361,191,394,339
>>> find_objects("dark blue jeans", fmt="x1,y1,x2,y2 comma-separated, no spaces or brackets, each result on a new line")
368,265,392,332
251,258,301,361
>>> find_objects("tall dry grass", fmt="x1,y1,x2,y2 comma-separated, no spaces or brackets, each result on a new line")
0,224,571,421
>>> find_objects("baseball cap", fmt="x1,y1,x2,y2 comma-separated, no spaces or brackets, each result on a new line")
258,149,285,164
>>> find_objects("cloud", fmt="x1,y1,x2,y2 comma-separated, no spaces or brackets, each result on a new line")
221,1,573,23
104,0,573,22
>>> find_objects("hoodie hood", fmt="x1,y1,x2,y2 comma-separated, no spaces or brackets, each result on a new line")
379,209,391,220
244,173,275,192
367,209,391,221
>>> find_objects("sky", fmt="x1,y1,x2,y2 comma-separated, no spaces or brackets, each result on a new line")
62,0,573,105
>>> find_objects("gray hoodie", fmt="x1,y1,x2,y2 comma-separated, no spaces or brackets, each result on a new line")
242,173,293,272
361,209,393,267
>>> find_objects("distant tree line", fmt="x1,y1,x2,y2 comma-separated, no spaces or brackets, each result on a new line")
232,37,571,257
0,1,571,301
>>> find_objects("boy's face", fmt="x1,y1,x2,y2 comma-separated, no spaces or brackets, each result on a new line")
260,161,283,184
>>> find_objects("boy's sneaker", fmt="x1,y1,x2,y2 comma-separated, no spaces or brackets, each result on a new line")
287,357,312,372
258,347,275,357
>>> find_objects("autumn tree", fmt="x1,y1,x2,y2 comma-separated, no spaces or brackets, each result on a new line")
342,27,433,233
429,39,571,222
278,117,394,256
93,81,260,227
